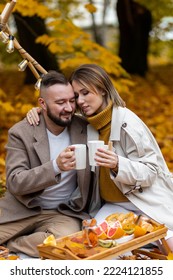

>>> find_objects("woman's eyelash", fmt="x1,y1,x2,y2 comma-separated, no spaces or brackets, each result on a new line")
75,91,89,98
82,91,89,95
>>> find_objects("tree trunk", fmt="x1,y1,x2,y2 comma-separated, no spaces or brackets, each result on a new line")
116,0,152,76
13,13,60,84
88,0,105,46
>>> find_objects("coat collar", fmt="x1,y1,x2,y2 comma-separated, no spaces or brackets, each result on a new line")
87,106,127,142
110,106,126,141
33,114,50,164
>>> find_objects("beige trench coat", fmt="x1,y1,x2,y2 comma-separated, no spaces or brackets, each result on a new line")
87,106,173,230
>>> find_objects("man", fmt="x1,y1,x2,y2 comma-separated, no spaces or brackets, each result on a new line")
0,71,100,257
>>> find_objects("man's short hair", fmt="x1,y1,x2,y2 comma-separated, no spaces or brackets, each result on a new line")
41,71,69,88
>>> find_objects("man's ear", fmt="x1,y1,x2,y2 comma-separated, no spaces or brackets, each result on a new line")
38,97,46,110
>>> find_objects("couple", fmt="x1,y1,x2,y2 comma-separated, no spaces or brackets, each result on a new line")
0,64,173,257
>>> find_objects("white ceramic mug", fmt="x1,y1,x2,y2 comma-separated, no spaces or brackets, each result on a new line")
104,144,115,152
73,144,86,170
88,140,104,166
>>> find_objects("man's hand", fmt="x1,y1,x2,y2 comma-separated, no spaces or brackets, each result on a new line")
56,146,76,171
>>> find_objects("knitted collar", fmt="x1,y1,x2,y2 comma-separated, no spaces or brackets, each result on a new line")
87,101,113,131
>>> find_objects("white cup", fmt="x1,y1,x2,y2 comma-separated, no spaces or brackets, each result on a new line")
104,145,115,152
88,140,104,166
73,144,86,170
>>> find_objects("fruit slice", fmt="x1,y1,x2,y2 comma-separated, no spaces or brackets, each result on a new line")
99,220,109,232
138,220,154,232
105,213,120,222
107,226,125,239
98,239,118,248
7,255,19,260
108,220,122,229
98,231,108,240
95,226,108,239
134,225,147,237
124,228,135,235
95,226,103,236
98,239,113,248
43,234,57,246
122,223,135,235
106,212,137,225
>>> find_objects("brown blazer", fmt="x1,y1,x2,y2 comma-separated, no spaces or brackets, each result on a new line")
0,114,100,224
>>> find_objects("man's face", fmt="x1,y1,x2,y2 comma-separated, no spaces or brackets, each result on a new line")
39,83,76,127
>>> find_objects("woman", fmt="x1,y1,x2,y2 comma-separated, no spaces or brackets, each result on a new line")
27,64,173,250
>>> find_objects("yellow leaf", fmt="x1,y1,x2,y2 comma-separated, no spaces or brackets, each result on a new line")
0,158,5,167
85,4,97,13
167,252,173,260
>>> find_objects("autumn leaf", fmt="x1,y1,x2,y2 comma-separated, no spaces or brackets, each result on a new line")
167,252,173,260
85,3,97,13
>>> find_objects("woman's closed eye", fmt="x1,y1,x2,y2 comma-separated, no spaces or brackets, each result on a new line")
81,90,89,96
75,90,89,99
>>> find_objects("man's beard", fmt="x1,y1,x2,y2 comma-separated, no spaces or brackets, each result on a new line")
47,106,73,127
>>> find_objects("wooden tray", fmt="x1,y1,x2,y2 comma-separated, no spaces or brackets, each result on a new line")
37,224,168,260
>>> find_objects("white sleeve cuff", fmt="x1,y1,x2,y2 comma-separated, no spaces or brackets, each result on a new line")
52,159,61,174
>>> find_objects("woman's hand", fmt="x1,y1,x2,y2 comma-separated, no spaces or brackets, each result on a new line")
95,148,119,171
26,107,42,126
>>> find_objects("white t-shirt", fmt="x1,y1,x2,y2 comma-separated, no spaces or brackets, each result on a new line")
35,127,77,209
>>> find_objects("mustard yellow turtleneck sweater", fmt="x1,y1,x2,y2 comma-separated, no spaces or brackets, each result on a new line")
87,101,128,202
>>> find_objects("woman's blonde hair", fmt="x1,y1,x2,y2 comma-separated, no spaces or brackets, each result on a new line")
70,64,126,107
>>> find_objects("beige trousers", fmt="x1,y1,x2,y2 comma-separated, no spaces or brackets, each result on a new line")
0,210,81,257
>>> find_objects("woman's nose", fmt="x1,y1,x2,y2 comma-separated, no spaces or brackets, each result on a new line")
77,96,84,105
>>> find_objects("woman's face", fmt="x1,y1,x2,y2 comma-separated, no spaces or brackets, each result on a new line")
72,80,107,116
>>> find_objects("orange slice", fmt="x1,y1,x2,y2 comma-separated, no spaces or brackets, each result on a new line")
134,225,147,237
7,255,19,260
95,226,108,240
43,234,57,246
107,227,125,239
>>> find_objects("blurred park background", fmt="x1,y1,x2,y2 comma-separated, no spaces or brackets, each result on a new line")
0,0,173,196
